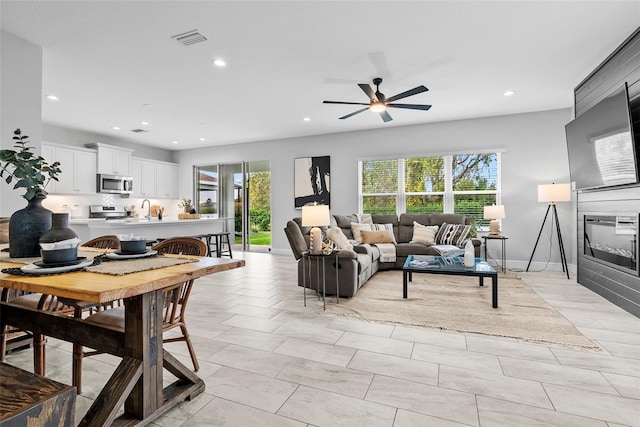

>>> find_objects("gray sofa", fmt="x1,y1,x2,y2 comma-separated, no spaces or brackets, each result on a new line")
284,213,481,297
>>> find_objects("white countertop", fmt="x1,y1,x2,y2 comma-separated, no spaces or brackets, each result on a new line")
70,217,230,226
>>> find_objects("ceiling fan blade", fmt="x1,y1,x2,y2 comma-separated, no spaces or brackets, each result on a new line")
358,83,377,101
380,111,393,122
339,108,369,120
385,85,428,103
323,101,370,106
386,103,432,111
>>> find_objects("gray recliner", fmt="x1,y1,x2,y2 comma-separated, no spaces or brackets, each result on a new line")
284,219,376,297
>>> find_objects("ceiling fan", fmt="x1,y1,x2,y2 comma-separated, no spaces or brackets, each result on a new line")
323,77,431,122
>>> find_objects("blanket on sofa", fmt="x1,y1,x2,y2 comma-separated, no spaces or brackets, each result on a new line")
375,243,396,263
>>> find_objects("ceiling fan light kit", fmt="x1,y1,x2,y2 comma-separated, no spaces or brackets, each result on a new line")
323,77,431,122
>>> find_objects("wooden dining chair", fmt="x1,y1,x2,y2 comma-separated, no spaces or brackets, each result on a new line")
59,234,122,393
1,289,73,376
81,235,121,250
72,236,207,394
0,236,121,374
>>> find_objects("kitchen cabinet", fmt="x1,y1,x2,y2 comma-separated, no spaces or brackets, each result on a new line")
155,161,178,199
86,143,133,176
131,158,156,197
42,144,96,194
131,157,178,199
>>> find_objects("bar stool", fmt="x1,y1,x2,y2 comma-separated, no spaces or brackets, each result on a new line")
208,232,233,258
191,234,212,257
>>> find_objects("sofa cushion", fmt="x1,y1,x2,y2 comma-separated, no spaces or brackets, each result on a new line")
435,222,471,247
430,213,468,227
395,242,436,257
361,230,395,244
327,227,353,250
410,221,438,245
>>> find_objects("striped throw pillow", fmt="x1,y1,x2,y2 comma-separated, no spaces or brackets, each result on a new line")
434,222,471,247
370,223,396,243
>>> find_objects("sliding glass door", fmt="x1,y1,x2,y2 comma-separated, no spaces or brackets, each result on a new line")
195,161,270,252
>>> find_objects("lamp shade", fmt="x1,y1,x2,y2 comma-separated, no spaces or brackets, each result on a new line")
301,204,330,227
483,204,505,220
538,183,571,203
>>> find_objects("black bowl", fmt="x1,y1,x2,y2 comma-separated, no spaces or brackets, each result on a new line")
41,247,78,264
119,240,147,254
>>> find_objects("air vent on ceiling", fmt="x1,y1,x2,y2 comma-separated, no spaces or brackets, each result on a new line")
171,29,208,46
130,128,148,133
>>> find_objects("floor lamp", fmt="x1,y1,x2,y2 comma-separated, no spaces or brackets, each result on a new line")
526,183,571,279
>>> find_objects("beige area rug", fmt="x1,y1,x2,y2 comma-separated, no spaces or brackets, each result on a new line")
322,270,599,349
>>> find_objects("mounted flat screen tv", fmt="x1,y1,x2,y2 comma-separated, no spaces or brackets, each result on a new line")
565,83,639,190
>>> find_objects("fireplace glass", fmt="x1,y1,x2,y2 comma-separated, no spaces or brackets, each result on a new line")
584,214,638,275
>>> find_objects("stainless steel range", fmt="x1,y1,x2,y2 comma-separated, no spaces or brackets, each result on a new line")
89,205,129,220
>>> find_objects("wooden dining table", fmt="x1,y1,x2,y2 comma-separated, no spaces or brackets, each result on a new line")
0,252,244,426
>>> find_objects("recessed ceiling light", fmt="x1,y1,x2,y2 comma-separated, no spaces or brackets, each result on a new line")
172,140,179,144
46,95,59,101
199,137,206,141
213,59,226,67
141,121,149,126
504,90,516,97
303,117,311,122
112,126,120,130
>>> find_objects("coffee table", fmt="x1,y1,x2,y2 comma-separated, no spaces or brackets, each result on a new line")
403,255,498,308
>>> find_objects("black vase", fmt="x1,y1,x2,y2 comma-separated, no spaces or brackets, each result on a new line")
9,196,53,258
39,213,78,243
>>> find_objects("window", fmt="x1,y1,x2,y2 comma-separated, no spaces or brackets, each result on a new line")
359,153,500,227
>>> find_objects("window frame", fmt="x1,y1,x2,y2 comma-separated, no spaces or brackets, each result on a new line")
358,151,502,228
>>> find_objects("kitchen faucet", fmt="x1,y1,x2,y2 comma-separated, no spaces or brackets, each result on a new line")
141,199,151,219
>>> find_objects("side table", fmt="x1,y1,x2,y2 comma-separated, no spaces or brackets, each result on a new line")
482,235,508,273
301,251,339,310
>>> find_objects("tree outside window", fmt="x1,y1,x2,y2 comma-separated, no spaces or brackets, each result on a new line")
360,153,500,227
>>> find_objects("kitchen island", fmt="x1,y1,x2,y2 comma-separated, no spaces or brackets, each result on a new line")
69,217,232,243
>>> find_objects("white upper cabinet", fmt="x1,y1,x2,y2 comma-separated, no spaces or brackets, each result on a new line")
86,143,134,176
131,157,178,199
155,162,178,199
41,144,96,194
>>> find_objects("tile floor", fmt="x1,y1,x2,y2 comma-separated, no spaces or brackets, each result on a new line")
4,252,639,426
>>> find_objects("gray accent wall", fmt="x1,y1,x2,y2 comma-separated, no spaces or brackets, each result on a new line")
174,108,575,270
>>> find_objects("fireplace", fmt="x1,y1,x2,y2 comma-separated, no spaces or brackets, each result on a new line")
583,214,638,276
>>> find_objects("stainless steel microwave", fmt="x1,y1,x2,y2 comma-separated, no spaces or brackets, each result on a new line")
97,174,133,194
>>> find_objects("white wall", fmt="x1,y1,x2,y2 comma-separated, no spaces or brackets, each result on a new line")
0,31,43,217
174,108,575,271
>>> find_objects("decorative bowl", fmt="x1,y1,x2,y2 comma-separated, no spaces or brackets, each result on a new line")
41,247,78,264
119,239,147,254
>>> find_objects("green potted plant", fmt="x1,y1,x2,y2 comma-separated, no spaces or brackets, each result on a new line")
1,128,62,257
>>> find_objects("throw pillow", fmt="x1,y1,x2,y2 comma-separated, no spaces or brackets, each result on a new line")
410,221,438,245
354,213,373,224
360,230,395,244
370,223,397,243
351,223,372,244
435,222,472,247
327,227,353,250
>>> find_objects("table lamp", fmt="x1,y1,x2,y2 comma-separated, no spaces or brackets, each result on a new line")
302,204,330,254
483,204,505,236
